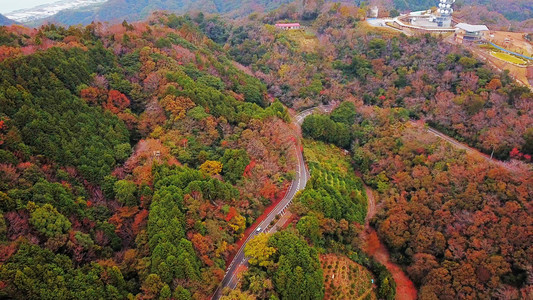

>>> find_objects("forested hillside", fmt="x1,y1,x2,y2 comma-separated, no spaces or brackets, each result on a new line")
0,1,531,299
220,2,532,299
0,13,296,299
297,103,532,298
224,2,532,160
351,107,532,299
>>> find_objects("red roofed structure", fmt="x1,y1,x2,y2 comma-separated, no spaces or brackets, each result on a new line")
275,23,301,30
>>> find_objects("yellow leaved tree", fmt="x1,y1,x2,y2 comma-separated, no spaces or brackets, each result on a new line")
229,213,246,235
199,160,223,176
245,233,277,267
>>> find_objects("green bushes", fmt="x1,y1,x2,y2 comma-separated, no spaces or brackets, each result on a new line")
221,149,250,184
302,115,352,149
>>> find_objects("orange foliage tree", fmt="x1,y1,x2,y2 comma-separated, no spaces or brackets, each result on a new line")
160,94,195,121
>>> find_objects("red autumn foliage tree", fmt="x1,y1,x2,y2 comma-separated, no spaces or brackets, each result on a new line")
132,209,149,235
121,139,179,184
259,180,277,201
242,160,256,177
104,90,130,113
4,211,30,240
109,206,139,248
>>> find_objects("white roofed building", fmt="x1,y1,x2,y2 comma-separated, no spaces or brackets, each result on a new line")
455,23,490,41
275,23,301,30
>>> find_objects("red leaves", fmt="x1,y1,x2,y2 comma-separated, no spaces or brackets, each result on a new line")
109,90,130,109
17,162,32,169
486,78,502,91
0,243,17,263
132,209,149,235
138,99,166,136
212,268,225,282
104,90,130,113
117,111,138,131
4,211,30,241
94,230,109,247
0,119,6,146
0,164,19,185
510,147,531,161
259,180,277,201
415,147,425,154
191,233,213,256
225,207,237,222
181,138,188,147
81,88,130,115
123,139,179,185
109,206,139,247
510,147,521,158
242,160,256,177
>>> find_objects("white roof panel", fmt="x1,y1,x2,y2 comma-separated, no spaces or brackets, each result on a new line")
455,23,489,32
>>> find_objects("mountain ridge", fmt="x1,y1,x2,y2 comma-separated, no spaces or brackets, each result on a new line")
0,14,16,26
45,0,295,25
4,0,107,24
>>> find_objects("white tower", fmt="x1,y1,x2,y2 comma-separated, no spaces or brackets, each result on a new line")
435,0,454,27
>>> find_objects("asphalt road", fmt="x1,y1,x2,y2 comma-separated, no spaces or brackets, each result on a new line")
426,127,515,171
211,105,333,299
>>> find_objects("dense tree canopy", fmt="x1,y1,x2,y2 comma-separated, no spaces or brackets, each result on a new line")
0,48,130,184
0,12,295,299
0,1,531,299
226,3,532,160
352,106,532,299
242,230,324,300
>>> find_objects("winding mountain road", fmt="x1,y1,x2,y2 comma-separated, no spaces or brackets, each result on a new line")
211,105,334,299
212,104,522,299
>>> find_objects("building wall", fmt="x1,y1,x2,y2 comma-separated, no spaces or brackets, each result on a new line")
275,25,300,30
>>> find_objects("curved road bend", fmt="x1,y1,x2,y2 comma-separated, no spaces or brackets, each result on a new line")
212,105,334,299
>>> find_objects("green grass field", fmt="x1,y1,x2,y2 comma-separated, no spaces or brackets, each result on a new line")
491,51,527,65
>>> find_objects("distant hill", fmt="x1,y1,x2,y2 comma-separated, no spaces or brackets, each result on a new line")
454,5,533,32
0,14,16,25
48,0,295,25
